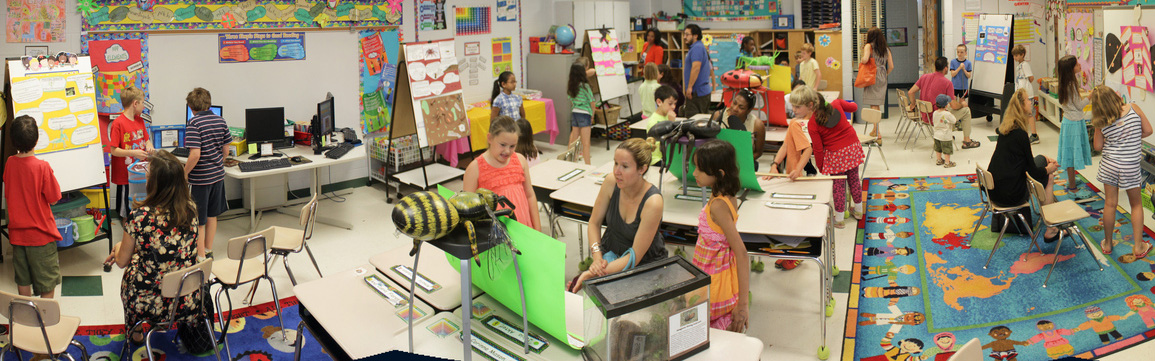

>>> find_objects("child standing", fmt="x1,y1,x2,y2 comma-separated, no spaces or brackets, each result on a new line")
464,116,541,231
691,140,750,332
1090,86,1154,258
657,64,685,112
798,44,822,89
514,118,541,167
109,85,152,219
791,86,864,227
639,63,662,119
183,88,232,259
1011,45,1039,143
645,86,679,166
932,94,958,168
950,44,973,98
491,71,526,120
568,63,596,165
1056,55,1093,194
4,116,62,298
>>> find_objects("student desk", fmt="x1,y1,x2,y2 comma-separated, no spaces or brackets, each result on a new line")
549,162,661,260
218,145,366,232
293,264,435,360
468,98,560,151
530,159,595,238
370,246,483,313
764,125,787,143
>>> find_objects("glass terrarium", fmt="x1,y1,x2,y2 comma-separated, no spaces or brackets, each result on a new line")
582,257,711,361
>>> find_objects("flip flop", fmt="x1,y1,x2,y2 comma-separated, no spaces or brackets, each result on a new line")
1134,242,1152,259
1101,238,1116,254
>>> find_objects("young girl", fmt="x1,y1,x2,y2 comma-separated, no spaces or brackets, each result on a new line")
691,140,750,332
657,64,685,113
788,86,864,227
491,71,526,120
639,63,662,118
464,116,541,230
1056,55,1093,193
1090,86,1153,257
740,36,761,58
568,63,596,165
515,118,541,167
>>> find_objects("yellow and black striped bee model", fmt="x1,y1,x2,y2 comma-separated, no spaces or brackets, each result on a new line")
391,188,519,264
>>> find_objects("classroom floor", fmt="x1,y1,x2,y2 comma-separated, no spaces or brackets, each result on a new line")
9,108,1155,360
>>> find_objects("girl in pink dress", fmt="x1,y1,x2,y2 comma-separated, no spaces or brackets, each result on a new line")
690,140,750,332
464,116,541,230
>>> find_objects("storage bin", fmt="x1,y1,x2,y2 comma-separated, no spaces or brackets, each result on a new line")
131,193,147,208
72,215,96,243
80,188,107,208
593,104,623,126
55,218,76,247
149,124,186,149
127,161,148,184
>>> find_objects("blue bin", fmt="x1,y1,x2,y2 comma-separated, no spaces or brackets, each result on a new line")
55,218,76,247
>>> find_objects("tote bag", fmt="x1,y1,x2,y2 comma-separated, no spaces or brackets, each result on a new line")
855,57,877,88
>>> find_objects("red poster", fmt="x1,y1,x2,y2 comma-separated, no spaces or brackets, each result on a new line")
87,39,142,72
361,34,386,75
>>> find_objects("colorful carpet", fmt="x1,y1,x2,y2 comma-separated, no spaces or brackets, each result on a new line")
842,172,1155,361
6,297,329,361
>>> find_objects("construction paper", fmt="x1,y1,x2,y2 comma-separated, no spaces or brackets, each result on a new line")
975,25,1010,64
6,57,101,154
1121,25,1153,92
84,33,148,115
666,129,763,192
492,37,512,77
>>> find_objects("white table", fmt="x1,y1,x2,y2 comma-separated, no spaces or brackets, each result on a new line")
370,246,483,313
531,159,596,238
819,91,840,103
765,125,787,143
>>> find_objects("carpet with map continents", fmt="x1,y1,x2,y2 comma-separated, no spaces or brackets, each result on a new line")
841,172,1155,361
36,297,329,361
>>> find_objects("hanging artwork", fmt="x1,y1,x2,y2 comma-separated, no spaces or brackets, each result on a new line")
218,32,305,63
83,33,149,115
492,37,512,77
975,25,1010,64
454,6,490,36
496,0,517,22
1066,12,1093,91
80,0,400,32
1012,18,1036,45
401,39,468,147
359,29,401,135
683,0,778,21
418,0,446,31
461,41,487,86
6,0,66,42
1120,26,1153,92
6,56,101,154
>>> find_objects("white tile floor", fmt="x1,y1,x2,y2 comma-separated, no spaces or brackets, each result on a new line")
10,108,1155,360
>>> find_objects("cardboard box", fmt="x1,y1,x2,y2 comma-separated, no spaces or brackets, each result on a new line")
540,41,556,54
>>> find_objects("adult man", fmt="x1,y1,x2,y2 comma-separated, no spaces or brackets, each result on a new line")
682,24,712,116
909,57,980,149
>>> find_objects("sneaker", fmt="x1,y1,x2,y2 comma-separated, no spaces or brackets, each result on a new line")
936,158,945,166
1030,134,1040,144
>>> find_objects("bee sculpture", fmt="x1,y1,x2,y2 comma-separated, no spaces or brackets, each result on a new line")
392,188,520,264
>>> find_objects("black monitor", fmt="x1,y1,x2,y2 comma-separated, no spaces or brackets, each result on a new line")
317,96,334,136
187,105,222,121
245,107,290,149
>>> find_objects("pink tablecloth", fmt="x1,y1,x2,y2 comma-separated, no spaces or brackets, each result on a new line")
434,98,558,167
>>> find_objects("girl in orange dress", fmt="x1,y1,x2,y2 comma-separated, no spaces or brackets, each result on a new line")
464,116,541,230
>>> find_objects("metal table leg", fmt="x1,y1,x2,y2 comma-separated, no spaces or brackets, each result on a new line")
460,258,473,361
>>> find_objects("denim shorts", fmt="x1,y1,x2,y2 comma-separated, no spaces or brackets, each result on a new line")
572,112,592,128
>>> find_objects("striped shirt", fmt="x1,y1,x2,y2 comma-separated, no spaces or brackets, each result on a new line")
1101,108,1143,166
185,111,231,185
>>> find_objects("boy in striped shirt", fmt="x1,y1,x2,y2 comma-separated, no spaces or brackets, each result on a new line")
183,88,232,258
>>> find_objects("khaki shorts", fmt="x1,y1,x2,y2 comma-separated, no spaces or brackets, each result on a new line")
934,139,954,155
14,243,61,295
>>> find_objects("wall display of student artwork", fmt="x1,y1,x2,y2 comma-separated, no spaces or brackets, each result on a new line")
6,0,66,42
683,0,778,21
975,25,1010,64
585,29,628,100
454,6,490,36
496,0,517,22
359,29,401,135
707,38,740,91
461,41,487,87
402,39,467,147
218,32,305,63
82,33,149,116
418,0,446,31
79,0,402,32
492,37,513,77
1012,18,1038,45
6,56,101,154
1067,11,1094,91
1121,25,1153,92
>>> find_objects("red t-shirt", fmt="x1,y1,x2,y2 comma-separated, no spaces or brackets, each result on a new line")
3,155,62,246
109,113,149,185
806,98,859,170
914,73,955,122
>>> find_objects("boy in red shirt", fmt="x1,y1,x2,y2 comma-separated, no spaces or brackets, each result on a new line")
108,86,152,218
4,116,62,298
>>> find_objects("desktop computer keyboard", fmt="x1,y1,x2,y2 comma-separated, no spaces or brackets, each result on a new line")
325,143,354,159
171,147,190,157
239,158,293,172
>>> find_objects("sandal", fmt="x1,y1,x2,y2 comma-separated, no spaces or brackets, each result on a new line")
962,140,981,149
944,161,956,168
1101,238,1117,254
1134,241,1153,259
936,159,945,166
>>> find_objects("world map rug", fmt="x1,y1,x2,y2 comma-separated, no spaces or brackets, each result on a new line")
841,172,1155,361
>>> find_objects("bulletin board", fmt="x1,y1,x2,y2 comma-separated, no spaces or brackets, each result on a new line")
79,0,403,32
582,28,628,101
971,14,1015,97
1067,11,1095,91
81,32,149,116
682,0,779,21
394,39,468,148
359,28,402,135
4,57,107,192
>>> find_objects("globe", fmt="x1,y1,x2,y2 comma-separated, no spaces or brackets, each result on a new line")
555,25,576,47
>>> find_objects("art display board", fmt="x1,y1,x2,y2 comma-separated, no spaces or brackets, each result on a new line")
971,14,1015,97
359,28,402,135
682,0,779,21
83,32,148,116
1067,11,1095,91
80,0,402,32
395,39,468,148
582,29,628,101
1103,5,1155,110
4,57,107,192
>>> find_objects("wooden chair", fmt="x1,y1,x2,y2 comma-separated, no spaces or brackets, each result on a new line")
857,108,889,178
0,291,88,361
973,165,1037,270
893,90,919,138
210,234,287,357
120,259,221,361
947,338,982,361
1026,174,1103,287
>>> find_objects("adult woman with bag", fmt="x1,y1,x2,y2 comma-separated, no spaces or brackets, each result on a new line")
859,27,893,141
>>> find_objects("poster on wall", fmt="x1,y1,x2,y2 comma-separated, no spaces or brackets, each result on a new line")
81,0,402,32
707,38,739,91
492,37,513,77
496,0,517,22
359,29,401,135
5,0,66,42
84,33,149,115
402,39,468,147
418,0,446,31
461,41,487,87
6,56,102,154
683,0,778,21
1121,26,1153,92
1066,12,1093,90
586,29,628,100
455,6,490,35
218,32,305,63
975,25,1010,64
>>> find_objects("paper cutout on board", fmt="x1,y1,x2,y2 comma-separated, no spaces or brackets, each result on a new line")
418,0,446,31
1066,12,1093,90
84,1,400,32
218,32,305,63
492,37,512,77
359,29,400,135
1107,33,1123,74
6,57,101,154
401,39,469,147
84,34,148,115
496,0,517,22
455,6,490,35
1120,26,1153,92
585,29,628,100
6,0,66,43
975,25,1010,64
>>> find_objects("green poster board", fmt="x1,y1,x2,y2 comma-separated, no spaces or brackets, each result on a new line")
666,129,763,192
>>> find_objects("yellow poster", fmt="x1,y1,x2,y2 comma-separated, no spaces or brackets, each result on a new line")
6,56,101,154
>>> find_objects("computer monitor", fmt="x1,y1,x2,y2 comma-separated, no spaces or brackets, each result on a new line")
187,105,222,121
245,107,290,149
317,96,334,136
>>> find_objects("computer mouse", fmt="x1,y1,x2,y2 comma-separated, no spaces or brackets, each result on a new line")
290,156,304,162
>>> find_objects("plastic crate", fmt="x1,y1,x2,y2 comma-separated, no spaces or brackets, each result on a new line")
606,120,631,141
371,135,434,172
149,125,185,149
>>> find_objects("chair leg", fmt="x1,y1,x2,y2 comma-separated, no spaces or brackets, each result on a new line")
1072,225,1105,271
984,215,1011,269
969,208,989,243
861,145,874,180
214,287,234,359
1016,212,1040,255
144,329,157,361
283,255,299,286
876,145,890,170
118,321,145,361
264,276,290,342
205,318,223,361
1043,229,1066,287
293,321,307,361
303,243,323,278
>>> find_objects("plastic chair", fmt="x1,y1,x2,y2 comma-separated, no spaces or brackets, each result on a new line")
120,259,221,361
267,193,323,286
857,108,889,178
1026,174,1103,287
947,338,982,361
905,100,935,150
0,291,89,361
210,234,287,357
973,165,1037,269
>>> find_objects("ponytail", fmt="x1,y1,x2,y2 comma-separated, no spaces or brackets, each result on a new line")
492,71,514,104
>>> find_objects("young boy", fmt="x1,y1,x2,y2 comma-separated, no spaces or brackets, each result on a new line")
645,85,679,166
184,88,232,259
4,116,62,298
798,44,822,89
108,85,152,219
1011,45,1039,143
950,44,972,98
933,94,958,168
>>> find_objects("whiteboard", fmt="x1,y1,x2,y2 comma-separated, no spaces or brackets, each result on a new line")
971,14,1014,96
586,29,628,100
